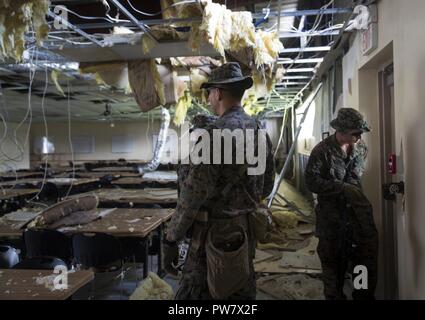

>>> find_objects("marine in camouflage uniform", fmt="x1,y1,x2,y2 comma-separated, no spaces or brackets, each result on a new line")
305,108,378,300
163,63,275,300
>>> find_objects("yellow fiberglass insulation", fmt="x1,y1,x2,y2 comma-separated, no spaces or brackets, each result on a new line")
243,94,264,116
199,1,233,57
272,210,300,229
79,62,129,90
189,67,209,100
160,0,204,52
51,70,65,97
230,11,256,52
141,25,182,54
254,30,284,68
173,91,192,127
129,272,174,300
0,0,50,62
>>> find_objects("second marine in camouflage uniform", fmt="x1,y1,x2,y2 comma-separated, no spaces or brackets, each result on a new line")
305,108,378,300
163,63,275,300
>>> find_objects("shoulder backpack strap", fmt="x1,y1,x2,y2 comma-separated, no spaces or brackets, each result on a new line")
219,119,262,202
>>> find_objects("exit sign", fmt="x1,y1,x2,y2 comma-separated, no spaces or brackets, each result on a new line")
361,23,378,55
361,4,378,55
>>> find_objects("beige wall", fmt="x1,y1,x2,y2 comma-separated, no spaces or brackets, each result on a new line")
30,117,281,165
30,120,169,164
341,0,425,299
0,122,30,171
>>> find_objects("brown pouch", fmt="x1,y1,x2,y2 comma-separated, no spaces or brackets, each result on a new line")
249,203,273,243
205,224,250,299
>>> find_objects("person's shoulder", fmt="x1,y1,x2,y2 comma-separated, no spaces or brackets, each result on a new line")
310,137,329,154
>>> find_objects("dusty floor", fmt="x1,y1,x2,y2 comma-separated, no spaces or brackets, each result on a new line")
254,180,324,300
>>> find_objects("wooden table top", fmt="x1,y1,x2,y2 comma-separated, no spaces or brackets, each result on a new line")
0,178,99,188
67,188,178,204
0,189,40,200
91,167,137,172
58,208,174,238
0,269,94,300
111,173,177,186
55,172,140,179
0,172,44,179
141,171,178,183
0,208,174,239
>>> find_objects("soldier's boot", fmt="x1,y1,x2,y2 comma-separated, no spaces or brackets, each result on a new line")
318,239,348,300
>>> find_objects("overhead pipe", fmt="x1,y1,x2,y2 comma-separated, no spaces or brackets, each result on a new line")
137,107,170,174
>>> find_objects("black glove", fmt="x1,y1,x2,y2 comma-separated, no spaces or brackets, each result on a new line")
161,239,179,277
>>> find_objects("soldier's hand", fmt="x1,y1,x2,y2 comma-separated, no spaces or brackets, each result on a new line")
161,240,179,277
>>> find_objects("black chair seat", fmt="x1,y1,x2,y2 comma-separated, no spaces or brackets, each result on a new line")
0,245,20,268
13,256,67,270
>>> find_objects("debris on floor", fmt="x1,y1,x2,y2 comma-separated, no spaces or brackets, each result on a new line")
130,272,174,300
254,180,323,299
280,237,321,270
257,274,324,300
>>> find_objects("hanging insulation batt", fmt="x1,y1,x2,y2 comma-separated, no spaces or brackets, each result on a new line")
79,62,130,92
160,0,204,51
173,90,192,126
142,25,182,54
128,59,185,112
0,0,49,62
254,30,284,68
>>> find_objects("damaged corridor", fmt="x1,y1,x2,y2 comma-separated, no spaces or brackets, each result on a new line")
0,0,424,301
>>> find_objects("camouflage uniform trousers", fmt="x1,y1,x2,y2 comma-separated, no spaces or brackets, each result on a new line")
316,202,378,300
175,216,257,300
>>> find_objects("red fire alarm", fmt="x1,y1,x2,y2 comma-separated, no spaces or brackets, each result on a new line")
388,154,397,175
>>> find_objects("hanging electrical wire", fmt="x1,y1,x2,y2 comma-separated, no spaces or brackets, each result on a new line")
50,5,126,24
27,63,50,204
126,0,198,17
63,80,75,199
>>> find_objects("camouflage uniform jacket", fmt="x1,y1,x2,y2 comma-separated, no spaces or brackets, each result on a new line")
304,134,368,238
167,106,275,242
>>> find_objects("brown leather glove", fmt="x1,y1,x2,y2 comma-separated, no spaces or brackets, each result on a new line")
161,240,179,277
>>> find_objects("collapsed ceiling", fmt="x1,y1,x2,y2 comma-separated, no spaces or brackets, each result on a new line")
0,0,354,123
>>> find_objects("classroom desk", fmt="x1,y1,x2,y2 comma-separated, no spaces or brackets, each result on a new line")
0,208,173,239
0,189,40,201
0,172,45,181
111,171,178,188
91,166,137,173
0,269,94,300
0,208,175,277
0,178,99,188
0,189,41,216
66,188,178,207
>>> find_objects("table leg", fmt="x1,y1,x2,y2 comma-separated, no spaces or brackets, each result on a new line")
143,238,149,278
157,225,164,277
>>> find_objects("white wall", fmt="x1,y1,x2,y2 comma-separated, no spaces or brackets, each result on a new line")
321,0,425,299
30,116,280,165
0,122,30,171
30,119,174,164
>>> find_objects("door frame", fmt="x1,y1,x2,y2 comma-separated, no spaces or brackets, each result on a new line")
378,62,399,299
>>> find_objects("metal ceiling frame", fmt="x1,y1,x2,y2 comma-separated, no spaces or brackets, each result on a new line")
0,0,355,121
